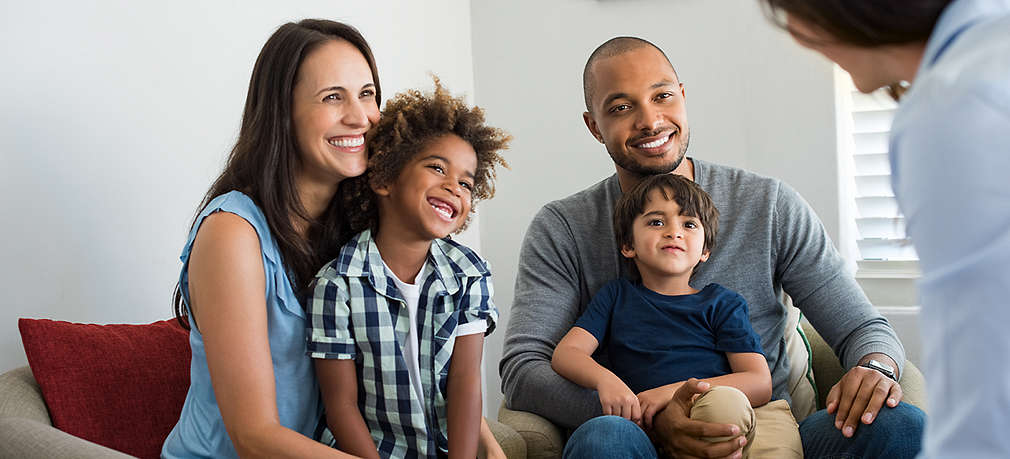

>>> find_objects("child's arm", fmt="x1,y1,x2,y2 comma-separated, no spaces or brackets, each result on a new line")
447,333,484,459
716,352,773,406
478,416,506,459
551,327,642,423
315,359,381,459
637,352,772,428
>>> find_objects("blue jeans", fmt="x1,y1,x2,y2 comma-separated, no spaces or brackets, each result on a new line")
562,415,657,459
799,401,926,459
563,403,925,459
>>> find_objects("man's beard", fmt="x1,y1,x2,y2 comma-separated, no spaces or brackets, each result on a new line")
610,129,691,176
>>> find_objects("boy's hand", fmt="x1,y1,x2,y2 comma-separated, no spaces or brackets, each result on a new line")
597,376,642,424
637,385,678,429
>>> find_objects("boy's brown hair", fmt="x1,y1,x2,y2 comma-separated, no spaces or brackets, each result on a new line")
613,174,719,275
342,76,511,234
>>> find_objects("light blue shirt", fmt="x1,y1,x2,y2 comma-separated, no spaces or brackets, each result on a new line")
162,191,321,458
889,1,1010,457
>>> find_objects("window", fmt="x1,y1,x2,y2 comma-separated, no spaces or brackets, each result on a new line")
835,69,921,364
834,67,918,274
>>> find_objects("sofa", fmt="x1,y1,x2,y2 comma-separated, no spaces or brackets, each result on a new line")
496,308,928,459
1,311,924,459
0,318,526,459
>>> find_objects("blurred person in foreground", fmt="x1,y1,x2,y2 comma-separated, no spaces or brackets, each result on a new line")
759,0,1010,457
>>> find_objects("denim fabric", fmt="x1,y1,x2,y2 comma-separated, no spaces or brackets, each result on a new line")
562,416,657,459
799,402,925,459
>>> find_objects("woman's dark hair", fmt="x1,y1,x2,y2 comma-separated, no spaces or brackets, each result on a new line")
173,19,381,329
758,1,953,47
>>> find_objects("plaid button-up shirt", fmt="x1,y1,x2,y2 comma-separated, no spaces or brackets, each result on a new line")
307,229,498,459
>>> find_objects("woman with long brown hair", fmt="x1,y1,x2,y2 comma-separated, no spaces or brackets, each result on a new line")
760,1,1010,457
162,19,380,458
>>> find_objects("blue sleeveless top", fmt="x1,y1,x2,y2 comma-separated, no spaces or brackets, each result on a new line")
162,191,321,458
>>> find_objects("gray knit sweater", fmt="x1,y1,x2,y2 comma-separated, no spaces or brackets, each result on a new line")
499,158,904,428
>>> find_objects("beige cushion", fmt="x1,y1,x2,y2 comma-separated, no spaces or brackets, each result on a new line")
782,302,818,422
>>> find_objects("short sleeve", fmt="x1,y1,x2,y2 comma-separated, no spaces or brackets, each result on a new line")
456,274,499,337
573,280,619,344
455,319,488,337
712,291,764,355
305,273,357,360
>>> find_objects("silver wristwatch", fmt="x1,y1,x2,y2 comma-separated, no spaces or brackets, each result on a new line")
860,359,897,382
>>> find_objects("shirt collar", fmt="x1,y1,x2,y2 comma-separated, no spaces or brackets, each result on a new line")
335,229,489,297
920,0,1010,74
429,237,490,295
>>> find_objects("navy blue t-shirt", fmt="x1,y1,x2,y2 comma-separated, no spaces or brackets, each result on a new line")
574,278,764,394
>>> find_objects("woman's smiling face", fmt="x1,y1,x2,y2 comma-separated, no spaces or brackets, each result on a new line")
291,39,380,186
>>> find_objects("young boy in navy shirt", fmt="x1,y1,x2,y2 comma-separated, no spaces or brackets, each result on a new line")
552,174,801,458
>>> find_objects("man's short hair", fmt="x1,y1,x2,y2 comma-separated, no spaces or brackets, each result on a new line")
613,174,719,276
582,36,679,112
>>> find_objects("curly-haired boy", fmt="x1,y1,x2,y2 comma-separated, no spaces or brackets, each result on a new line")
307,77,510,459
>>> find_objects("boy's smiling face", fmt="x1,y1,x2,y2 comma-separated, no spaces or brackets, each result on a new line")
373,133,477,241
621,189,710,281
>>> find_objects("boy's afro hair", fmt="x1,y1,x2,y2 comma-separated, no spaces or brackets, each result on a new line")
341,76,511,234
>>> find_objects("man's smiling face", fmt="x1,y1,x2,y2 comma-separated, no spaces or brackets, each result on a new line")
583,46,690,177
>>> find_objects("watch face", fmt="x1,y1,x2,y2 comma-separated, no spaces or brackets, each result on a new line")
869,359,893,372
868,357,892,372
864,360,896,380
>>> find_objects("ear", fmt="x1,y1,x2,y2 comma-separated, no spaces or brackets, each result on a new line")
370,177,391,197
583,112,605,144
699,249,710,263
679,82,686,100
620,244,636,259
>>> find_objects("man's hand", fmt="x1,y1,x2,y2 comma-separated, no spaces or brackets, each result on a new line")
597,375,642,424
638,384,678,429
652,379,745,459
826,356,903,438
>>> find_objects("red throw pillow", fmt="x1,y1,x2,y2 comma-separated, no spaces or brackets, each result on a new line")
18,318,191,459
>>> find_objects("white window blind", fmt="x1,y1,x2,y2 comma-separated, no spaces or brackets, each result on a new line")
839,75,918,262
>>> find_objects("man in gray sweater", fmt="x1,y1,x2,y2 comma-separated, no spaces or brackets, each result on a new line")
499,37,925,458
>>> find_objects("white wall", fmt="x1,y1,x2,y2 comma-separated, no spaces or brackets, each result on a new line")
2,0,920,426
470,0,844,419
0,0,478,371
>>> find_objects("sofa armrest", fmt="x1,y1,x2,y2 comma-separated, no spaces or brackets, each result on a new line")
497,401,564,459
895,360,927,412
0,417,133,459
485,416,527,459
0,366,50,423
1,366,134,459
802,322,928,413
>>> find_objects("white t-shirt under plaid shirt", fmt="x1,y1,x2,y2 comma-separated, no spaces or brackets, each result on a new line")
307,229,498,458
